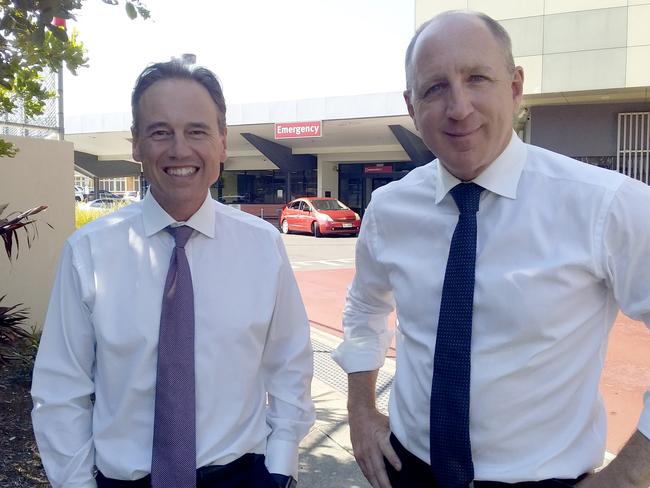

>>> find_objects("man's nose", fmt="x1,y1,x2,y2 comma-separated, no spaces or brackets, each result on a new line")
445,84,474,121
169,134,193,158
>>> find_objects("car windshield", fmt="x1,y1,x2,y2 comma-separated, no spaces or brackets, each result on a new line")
311,199,348,211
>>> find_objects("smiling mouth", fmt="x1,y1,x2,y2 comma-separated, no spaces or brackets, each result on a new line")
165,166,198,176
446,129,477,138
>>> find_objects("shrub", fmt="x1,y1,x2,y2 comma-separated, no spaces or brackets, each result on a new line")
0,295,31,365
75,201,128,229
0,203,49,365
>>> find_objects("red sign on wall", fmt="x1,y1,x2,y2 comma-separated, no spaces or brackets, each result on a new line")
364,164,393,174
275,121,322,139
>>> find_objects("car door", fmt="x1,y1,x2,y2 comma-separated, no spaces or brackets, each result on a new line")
285,201,300,230
298,201,312,231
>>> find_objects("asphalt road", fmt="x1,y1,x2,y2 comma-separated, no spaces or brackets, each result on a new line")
281,234,357,271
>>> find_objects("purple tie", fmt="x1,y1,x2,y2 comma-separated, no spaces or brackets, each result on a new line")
151,225,196,488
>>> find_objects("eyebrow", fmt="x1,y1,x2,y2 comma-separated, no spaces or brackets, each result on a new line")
143,121,213,133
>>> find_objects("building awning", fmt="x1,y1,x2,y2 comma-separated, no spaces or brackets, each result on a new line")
74,151,142,178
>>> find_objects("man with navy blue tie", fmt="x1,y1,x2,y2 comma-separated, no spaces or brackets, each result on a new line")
333,10,650,488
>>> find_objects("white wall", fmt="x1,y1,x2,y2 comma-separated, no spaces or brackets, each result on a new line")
0,136,75,331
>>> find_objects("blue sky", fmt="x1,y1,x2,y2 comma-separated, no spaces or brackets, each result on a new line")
64,0,415,116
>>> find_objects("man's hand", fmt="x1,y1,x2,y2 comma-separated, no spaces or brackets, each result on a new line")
349,406,401,488
347,371,401,488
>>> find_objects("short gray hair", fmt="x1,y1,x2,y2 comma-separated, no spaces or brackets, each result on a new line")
405,10,515,91
131,60,227,136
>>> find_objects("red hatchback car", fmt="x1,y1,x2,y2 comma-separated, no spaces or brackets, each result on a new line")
280,197,361,237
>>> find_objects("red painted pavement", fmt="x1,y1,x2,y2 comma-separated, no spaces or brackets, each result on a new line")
295,268,650,454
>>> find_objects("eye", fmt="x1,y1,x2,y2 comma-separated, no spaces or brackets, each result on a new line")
468,74,488,83
423,81,447,98
188,129,208,138
150,129,171,140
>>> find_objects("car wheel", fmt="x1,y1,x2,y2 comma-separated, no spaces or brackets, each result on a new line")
312,221,322,237
281,219,290,234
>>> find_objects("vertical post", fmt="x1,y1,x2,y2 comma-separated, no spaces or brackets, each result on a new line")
286,171,292,203
53,17,66,141
57,69,64,140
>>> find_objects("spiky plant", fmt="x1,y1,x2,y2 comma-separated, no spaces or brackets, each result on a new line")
0,203,49,261
0,295,31,365
0,203,49,364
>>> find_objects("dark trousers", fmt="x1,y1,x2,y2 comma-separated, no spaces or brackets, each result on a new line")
95,453,277,488
385,433,587,487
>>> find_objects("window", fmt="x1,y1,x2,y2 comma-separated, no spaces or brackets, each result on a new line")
617,112,650,184
74,173,93,191
312,199,347,211
99,177,126,193
218,169,316,204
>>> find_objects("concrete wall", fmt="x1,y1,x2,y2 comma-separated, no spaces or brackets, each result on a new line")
317,158,340,198
0,136,75,331
530,102,650,157
415,0,650,95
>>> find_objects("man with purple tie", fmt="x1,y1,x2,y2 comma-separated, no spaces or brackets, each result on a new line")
32,60,314,488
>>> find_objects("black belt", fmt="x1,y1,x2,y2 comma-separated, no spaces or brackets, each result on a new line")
95,452,262,487
389,433,588,487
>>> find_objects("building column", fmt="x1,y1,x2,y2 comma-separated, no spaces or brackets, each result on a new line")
317,155,339,198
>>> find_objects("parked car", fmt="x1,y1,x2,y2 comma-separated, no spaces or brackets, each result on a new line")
219,195,247,204
74,185,84,202
280,197,361,237
82,198,122,209
87,189,121,200
122,191,140,202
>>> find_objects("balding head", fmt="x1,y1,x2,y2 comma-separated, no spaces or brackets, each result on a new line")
405,10,515,94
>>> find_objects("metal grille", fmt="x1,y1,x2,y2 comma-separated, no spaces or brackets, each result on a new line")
312,337,393,414
617,112,650,184
0,70,60,139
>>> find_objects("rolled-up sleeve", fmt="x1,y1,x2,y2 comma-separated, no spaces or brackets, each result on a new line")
31,241,97,488
262,233,315,477
601,178,650,439
332,202,395,373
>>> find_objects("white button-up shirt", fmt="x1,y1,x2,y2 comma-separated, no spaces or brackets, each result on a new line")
333,133,650,483
32,192,315,487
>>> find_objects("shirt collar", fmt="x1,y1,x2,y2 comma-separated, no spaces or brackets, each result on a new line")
142,191,215,238
435,130,526,204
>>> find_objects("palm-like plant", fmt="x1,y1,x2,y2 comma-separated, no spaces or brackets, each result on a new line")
0,203,49,261
0,203,49,364
0,295,31,365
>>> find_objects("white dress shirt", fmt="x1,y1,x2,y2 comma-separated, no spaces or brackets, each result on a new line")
332,132,650,483
32,192,315,488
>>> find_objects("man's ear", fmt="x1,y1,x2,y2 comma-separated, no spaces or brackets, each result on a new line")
219,127,228,163
132,130,141,162
403,89,418,131
511,66,525,108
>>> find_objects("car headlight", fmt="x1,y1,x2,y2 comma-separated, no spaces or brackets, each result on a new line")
317,212,333,222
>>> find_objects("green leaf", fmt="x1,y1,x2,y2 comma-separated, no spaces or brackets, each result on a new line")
125,2,137,20
0,139,18,158
47,23,68,43
31,26,45,45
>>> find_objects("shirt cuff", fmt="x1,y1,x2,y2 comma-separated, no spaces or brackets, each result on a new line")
638,389,650,440
265,438,299,478
331,332,392,373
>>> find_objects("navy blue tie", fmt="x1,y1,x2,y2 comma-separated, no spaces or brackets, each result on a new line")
430,182,484,488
